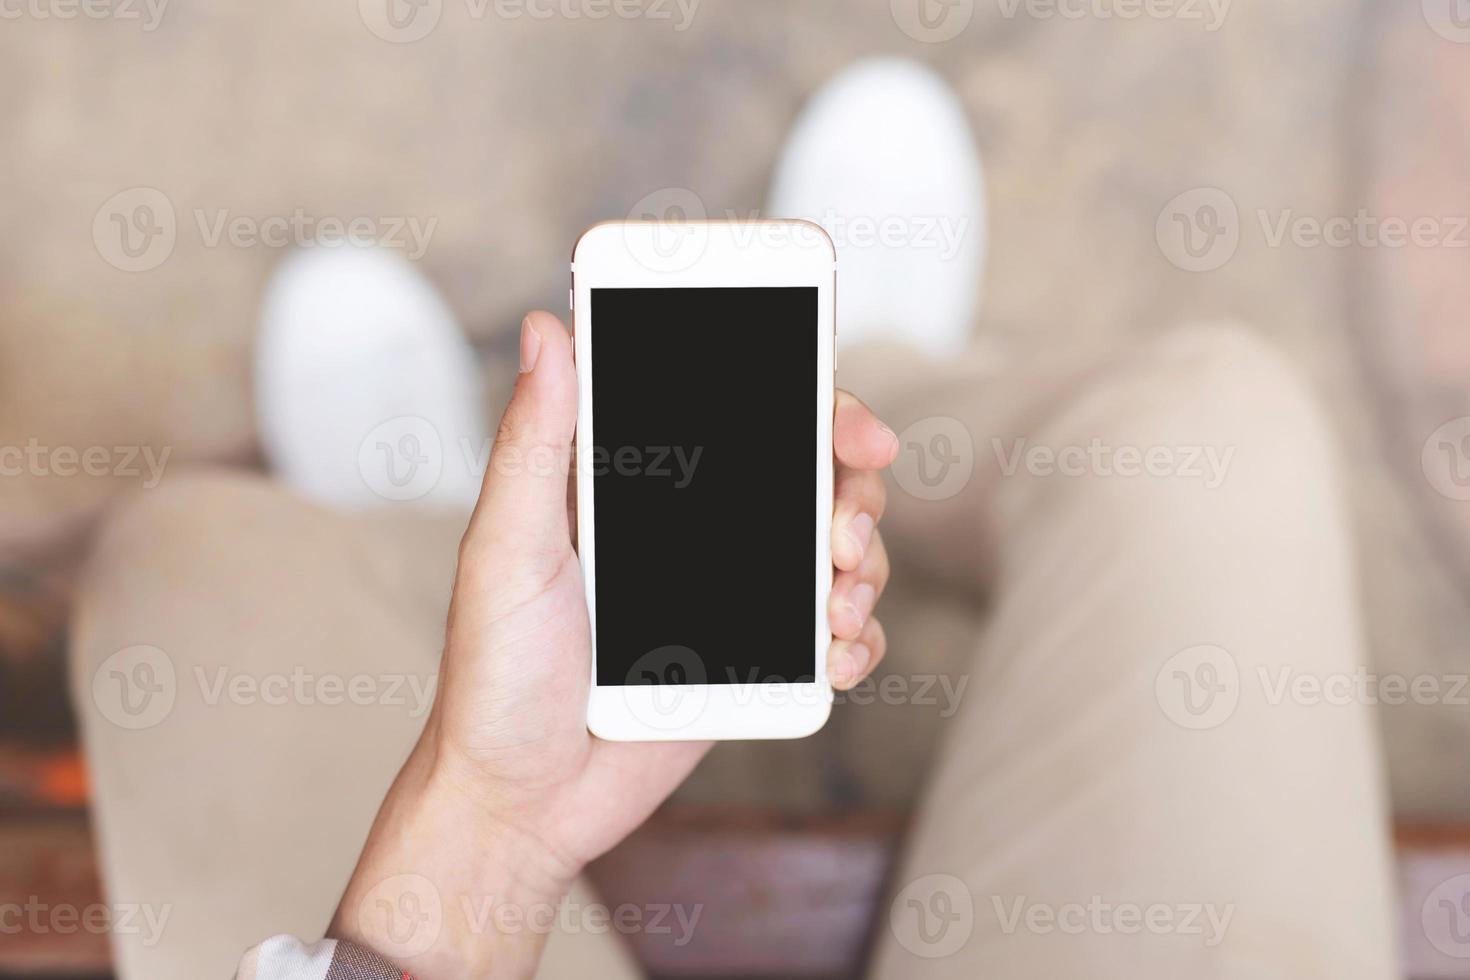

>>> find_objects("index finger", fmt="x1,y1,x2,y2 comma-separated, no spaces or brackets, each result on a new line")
834,389,899,471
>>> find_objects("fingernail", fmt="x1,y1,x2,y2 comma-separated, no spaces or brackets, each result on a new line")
846,582,877,627
832,643,871,689
519,318,542,374
878,420,899,452
844,512,875,562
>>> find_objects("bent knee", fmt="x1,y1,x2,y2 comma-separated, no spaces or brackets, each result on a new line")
1006,322,1351,562
1100,322,1332,472
71,470,312,685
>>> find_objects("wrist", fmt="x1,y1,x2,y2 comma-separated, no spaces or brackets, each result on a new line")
330,735,580,978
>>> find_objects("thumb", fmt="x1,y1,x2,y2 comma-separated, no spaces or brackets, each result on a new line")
464,311,578,571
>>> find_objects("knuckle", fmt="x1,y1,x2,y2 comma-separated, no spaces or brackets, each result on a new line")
867,531,891,581
864,616,887,656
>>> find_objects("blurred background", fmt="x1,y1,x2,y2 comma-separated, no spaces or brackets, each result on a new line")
2,0,1470,976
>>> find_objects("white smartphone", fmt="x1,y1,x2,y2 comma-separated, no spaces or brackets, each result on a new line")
573,219,836,741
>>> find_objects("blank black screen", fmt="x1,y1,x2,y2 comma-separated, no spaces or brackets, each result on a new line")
591,287,816,686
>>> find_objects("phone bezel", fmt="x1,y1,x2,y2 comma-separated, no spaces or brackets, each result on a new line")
573,219,836,741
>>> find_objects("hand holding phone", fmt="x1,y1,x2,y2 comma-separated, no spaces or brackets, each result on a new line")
334,284,896,975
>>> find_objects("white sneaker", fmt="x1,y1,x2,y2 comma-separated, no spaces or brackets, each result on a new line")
255,245,486,510
767,57,986,357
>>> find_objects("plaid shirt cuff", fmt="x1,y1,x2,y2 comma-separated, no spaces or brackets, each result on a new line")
235,935,413,980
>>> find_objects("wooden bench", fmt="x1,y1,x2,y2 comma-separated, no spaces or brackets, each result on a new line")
3,781,1470,979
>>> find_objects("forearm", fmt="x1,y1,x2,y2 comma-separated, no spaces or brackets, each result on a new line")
328,734,579,979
